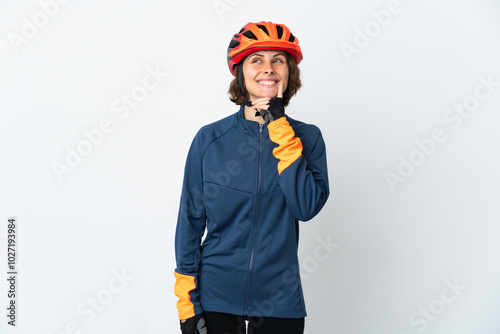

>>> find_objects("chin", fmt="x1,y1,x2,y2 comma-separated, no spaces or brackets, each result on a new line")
260,91,277,98
249,90,277,100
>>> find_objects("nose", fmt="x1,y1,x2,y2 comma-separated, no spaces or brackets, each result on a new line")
263,61,274,74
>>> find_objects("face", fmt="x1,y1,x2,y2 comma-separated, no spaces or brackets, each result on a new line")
241,50,289,101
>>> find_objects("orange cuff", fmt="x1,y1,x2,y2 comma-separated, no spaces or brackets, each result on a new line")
268,117,303,175
174,271,196,319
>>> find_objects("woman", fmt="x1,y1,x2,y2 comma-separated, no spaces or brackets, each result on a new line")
174,21,330,334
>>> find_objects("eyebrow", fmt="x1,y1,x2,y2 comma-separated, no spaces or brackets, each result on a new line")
249,52,286,58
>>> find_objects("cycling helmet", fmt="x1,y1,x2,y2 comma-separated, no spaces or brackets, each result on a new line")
227,21,303,75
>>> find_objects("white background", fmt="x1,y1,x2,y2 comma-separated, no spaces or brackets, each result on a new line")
1,0,500,333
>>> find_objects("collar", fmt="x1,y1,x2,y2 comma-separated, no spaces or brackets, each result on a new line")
235,104,269,138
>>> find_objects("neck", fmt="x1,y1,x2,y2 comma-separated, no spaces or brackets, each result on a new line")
244,105,265,124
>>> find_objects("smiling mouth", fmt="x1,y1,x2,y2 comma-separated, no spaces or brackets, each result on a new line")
257,80,278,87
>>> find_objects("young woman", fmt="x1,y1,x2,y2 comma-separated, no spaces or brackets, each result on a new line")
174,21,330,334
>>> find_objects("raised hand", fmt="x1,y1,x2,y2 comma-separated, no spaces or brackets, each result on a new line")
252,81,285,124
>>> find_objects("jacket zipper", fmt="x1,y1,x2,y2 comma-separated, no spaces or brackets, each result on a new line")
243,123,264,315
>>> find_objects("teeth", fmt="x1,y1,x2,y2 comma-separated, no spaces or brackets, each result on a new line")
259,80,276,85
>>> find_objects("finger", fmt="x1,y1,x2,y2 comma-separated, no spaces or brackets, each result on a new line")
253,101,269,108
277,80,284,98
252,100,270,107
253,103,269,111
252,97,271,105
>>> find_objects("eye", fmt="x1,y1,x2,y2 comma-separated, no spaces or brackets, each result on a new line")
273,58,285,63
252,58,262,63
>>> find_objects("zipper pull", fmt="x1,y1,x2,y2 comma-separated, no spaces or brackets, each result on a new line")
259,123,264,133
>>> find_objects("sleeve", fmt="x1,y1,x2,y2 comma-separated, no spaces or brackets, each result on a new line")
173,131,206,320
267,117,330,221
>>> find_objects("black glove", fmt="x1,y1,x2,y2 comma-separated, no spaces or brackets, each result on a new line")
180,313,207,334
255,97,285,124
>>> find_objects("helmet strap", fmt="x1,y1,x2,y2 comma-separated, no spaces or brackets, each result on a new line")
237,65,253,107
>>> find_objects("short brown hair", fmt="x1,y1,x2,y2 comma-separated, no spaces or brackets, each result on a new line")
228,52,302,107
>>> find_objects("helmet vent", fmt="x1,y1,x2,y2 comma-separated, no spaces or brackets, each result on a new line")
276,25,284,39
242,30,258,40
228,39,240,49
257,24,269,36
288,33,295,43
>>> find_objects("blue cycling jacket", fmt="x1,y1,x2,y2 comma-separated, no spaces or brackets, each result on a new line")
174,104,329,319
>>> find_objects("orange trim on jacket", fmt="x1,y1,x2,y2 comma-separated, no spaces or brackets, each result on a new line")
173,271,196,320
268,117,303,175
